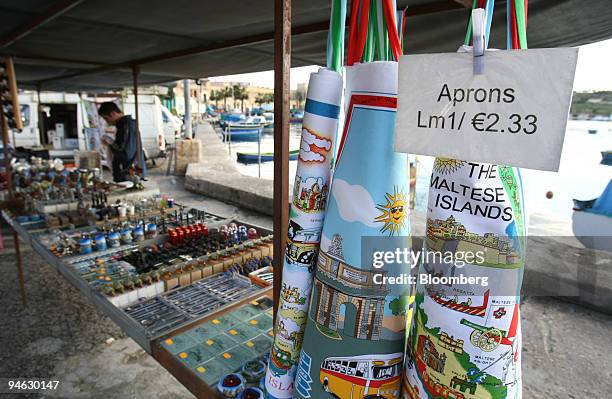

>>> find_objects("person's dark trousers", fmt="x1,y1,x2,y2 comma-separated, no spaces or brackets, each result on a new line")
112,153,131,182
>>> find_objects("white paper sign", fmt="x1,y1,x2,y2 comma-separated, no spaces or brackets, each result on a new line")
395,48,578,171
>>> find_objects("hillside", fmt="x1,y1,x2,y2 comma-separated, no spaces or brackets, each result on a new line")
571,91,612,118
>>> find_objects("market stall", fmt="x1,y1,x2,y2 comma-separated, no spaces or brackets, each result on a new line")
2,173,275,398
1,1,611,399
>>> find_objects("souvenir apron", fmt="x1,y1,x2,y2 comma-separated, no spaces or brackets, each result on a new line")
402,161,525,399
265,68,344,399
294,61,410,399
402,2,528,398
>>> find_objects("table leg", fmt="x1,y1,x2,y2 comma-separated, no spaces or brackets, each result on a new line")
12,230,26,305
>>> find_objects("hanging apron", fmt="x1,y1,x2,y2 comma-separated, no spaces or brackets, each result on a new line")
402,160,526,399
294,61,410,399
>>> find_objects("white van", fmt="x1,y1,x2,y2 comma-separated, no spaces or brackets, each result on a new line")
15,92,180,162
160,104,183,145
16,92,88,158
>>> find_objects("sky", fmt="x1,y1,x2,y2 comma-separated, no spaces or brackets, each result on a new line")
210,39,612,92
210,65,320,90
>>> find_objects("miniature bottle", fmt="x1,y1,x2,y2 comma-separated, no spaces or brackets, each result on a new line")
79,236,92,254
108,230,121,248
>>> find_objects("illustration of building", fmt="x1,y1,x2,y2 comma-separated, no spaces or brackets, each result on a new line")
292,174,329,212
427,215,466,239
417,335,446,374
421,372,465,399
310,235,390,341
281,283,305,304
426,215,520,266
439,332,464,354
327,234,344,258
450,376,477,395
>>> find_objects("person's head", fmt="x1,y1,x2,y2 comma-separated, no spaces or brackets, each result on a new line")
98,102,123,125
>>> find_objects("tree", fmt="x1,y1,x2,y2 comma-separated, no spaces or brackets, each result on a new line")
221,86,233,110
255,92,274,106
389,294,411,316
295,90,305,109
232,84,248,113
209,90,220,108
239,92,250,113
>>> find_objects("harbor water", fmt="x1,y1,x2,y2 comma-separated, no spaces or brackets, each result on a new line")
226,121,611,221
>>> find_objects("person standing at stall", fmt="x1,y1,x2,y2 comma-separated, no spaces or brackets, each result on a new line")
98,102,138,182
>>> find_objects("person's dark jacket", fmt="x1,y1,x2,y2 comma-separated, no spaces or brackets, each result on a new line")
111,115,138,164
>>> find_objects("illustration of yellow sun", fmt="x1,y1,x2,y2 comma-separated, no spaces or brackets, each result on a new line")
374,187,407,236
433,158,465,174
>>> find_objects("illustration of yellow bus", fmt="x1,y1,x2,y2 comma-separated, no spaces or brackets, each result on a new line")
320,353,403,399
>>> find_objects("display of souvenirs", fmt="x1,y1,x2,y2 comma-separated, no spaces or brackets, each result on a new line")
12,159,113,206
159,296,274,386
19,196,274,309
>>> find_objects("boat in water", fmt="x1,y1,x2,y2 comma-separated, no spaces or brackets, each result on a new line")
236,149,299,164
223,116,266,142
223,124,263,142
289,110,304,124
219,112,246,129
262,112,274,132
247,115,274,131
572,151,612,251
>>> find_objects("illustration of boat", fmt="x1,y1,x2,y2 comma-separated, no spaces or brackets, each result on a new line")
269,346,293,375
430,290,490,317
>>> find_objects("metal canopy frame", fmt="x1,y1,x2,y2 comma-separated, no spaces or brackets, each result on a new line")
2,0,612,92
1,1,469,89
0,0,84,49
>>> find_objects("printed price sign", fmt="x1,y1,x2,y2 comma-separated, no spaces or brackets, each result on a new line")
395,48,578,171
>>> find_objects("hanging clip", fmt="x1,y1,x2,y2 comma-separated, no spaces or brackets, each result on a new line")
472,8,486,75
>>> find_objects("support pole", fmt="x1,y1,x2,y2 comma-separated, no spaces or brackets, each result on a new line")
272,0,291,319
36,85,45,146
13,231,27,305
1,103,13,199
197,80,201,124
132,65,147,178
183,79,193,139
1,103,26,305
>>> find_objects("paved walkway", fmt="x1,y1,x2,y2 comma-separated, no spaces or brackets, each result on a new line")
184,122,276,215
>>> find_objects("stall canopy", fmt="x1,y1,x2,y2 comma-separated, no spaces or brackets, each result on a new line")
0,0,611,92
